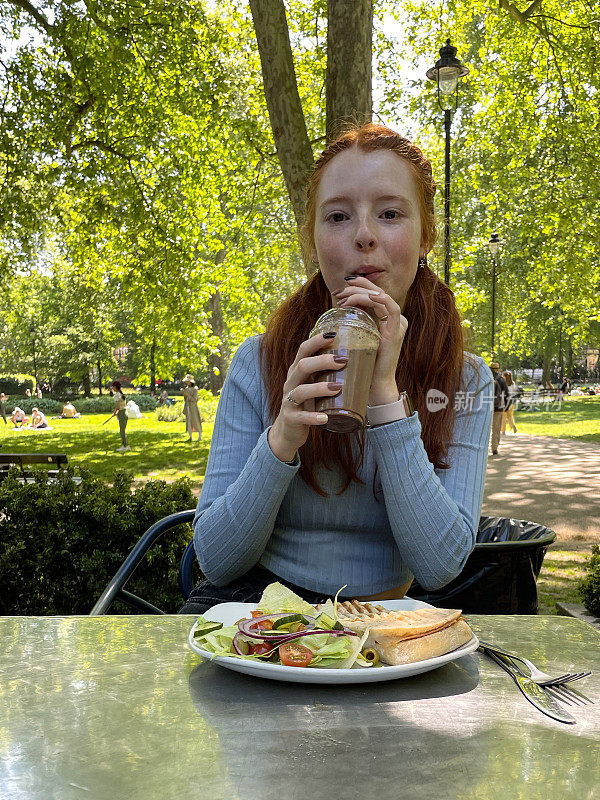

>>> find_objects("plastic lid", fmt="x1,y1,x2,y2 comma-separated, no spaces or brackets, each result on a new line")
310,307,381,339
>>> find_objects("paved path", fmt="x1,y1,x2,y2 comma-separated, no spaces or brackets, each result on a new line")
482,434,600,544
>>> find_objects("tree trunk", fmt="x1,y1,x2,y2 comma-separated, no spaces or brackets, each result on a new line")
150,336,156,391
249,0,315,232
566,339,573,378
97,359,102,395
541,336,552,387
82,367,91,398
207,289,227,394
326,0,373,142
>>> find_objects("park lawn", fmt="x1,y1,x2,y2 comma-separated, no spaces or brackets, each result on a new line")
0,411,212,490
537,549,589,615
514,395,600,443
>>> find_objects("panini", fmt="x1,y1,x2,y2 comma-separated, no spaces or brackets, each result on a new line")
319,601,474,665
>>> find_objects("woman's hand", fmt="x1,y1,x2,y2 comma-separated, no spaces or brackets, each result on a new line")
333,275,408,406
268,332,347,462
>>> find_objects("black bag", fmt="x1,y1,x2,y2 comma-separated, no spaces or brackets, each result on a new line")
407,516,556,614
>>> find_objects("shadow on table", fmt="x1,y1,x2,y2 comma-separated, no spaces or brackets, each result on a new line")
187,655,482,800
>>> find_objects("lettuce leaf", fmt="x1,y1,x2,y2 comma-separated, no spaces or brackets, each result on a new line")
257,582,317,616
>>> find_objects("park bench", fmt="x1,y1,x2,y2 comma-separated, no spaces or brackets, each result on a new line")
0,453,76,484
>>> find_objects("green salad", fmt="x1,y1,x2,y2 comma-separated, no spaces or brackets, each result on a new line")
192,582,373,669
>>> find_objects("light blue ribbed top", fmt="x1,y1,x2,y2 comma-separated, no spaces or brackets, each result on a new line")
193,335,493,596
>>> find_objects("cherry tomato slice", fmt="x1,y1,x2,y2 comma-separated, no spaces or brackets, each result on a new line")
249,618,274,631
279,642,313,667
250,642,274,657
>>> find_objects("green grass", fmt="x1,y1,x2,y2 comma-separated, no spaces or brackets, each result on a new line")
514,395,600,443
0,399,218,488
537,549,588,615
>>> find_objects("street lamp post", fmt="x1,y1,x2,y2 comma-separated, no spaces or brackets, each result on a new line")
426,39,469,286
29,322,38,392
487,233,502,359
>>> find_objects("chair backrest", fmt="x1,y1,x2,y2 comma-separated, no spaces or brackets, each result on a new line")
90,509,196,615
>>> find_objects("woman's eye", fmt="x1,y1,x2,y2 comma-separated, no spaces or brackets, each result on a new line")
381,209,400,219
327,212,347,223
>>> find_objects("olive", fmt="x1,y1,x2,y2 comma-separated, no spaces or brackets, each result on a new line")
361,647,380,666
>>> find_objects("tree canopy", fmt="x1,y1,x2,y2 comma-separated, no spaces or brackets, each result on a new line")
1,0,598,390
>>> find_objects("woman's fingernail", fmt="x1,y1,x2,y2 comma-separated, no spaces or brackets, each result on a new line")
367,290,380,295
327,382,342,391
344,275,358,281
333,356,348,363
322,331,336,339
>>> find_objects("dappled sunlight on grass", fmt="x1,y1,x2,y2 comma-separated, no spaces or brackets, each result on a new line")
0,413,212,488
515,395,600,443
537,549,589,614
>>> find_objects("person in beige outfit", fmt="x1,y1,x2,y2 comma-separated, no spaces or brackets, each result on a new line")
501,370,518,434
182,374,202,442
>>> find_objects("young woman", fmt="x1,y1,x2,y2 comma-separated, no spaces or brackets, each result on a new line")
110,381,130,452
180,123,493,614
182,374,202,442
30,407,49,429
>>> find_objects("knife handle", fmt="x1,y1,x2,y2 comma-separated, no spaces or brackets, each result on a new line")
480,646,522,680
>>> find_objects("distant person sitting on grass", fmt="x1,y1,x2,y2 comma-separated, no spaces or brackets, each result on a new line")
159,389,173,407
10,407,28,427
61,401,80,419
30,407,49,429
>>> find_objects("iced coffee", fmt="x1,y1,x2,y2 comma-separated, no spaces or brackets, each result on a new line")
310,307,381,433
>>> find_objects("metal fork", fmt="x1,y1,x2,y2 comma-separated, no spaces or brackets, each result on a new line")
478,640,592,686
484,648,593,708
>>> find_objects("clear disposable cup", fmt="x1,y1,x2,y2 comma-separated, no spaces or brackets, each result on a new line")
310,307,381,433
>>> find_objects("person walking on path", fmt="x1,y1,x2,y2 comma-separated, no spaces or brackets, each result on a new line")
501,370,518,435
490,362,508,456
0,392,7,424
182,374,202,442
110,381,130,452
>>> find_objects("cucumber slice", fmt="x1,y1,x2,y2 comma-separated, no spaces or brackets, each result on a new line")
271,614,308,630
193,621,223,638
315,612,335,630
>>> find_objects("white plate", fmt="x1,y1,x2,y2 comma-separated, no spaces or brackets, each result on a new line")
187,598,479,684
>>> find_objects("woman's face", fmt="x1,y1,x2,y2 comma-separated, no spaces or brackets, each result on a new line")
312,147,425,309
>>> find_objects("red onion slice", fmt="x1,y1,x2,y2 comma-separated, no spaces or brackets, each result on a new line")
237,613,316,639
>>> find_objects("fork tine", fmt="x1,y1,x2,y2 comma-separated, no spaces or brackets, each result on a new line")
547,684,592,706
544,685,580,706
541,672,592,686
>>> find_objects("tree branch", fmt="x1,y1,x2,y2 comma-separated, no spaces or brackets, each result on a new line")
8,0,56,35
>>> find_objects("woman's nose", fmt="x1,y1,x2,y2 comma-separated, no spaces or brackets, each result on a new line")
354,219,377,250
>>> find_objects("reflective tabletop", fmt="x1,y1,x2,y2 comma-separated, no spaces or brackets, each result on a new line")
0,614,598,800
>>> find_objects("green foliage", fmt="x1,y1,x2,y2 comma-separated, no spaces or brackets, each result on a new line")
0,375,34,394
156,403,185,422
3,397,63,415
0,467,196,615
578,545,600,617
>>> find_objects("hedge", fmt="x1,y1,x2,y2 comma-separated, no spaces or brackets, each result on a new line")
0,468,198,615
578,545,600,617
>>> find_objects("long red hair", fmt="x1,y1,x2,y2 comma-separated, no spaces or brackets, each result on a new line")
259,124,465,497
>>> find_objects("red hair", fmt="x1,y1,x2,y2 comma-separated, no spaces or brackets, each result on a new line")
259,124,465,497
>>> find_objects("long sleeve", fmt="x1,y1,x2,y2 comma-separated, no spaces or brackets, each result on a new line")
366,356,493,590
193,337,300,585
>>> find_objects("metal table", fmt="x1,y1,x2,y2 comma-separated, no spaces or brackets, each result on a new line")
0,614,598,799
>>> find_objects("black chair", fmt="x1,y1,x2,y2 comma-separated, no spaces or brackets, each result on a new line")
90,512,556,616
90,509,196,615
